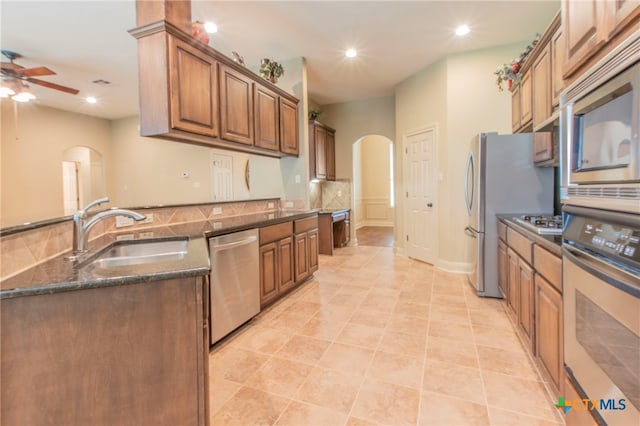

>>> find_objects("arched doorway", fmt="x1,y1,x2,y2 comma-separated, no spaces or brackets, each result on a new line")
352,135,394,246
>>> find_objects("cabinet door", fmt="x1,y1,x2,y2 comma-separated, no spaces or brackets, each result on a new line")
326,129,336,181
551,27,565,107
520,71,532,127
535,274,563,397
219,64,254,145
533,132,554,164
605,0,640,38
168,37,218,137
532,43,551,128
507,248,519,321
511,86,521,132
278,237,295,293
280,97,299,156
498,239,508,299
254,85,279,151
562,0,608,77
315,126,327,179
294,233,310,282
259,242,279,306
518,258,535,353
308,229,319,274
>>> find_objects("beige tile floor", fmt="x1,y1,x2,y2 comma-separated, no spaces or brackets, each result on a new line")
209,246,565,426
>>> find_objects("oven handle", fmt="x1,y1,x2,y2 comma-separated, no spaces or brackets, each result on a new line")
563,245,640,298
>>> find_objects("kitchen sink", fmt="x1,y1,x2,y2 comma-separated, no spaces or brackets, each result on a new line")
86,238,189,269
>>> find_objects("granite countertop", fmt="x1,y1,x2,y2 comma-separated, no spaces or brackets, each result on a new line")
496,213,562,256
0,210,318,299
317,208,350,215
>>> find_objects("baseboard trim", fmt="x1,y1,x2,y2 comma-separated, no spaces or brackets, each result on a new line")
356,221,394,228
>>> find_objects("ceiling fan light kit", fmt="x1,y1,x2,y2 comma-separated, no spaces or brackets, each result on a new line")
1,49,79,102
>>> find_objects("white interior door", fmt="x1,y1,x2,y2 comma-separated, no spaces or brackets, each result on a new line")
62,161,80,215
405,127,437,264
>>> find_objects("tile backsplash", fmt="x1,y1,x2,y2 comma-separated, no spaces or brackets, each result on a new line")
0,198,279,281
322,180,351,210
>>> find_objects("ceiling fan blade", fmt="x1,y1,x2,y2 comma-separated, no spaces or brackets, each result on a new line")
20,66,56,77
26,78,79,95
1,62,22,72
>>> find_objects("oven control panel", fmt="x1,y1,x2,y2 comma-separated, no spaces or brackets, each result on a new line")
564,214,640,268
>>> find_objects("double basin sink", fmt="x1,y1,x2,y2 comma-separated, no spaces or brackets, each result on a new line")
80,238,189,269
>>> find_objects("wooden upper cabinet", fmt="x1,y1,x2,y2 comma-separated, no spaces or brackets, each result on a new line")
551,27,565,107
168,37,218,138
315,125,327,179
532,43,552,128
605,0,640,38
325,129,336,180
511,85,521,132
279,97,299,156
520,71,533,128
219,64,254,145
562,0,609,77
254,85,279,151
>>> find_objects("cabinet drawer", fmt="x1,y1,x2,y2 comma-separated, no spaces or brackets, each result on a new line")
534,245,562,292
507,227,533,264
260,221,292,245
294,216,318,233
332,212,346,222
498,221,507,241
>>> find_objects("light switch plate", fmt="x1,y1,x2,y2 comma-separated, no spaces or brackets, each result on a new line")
213,207,222,215
213,222,222,230
285,201,293,208
139,232,154,238
268,202,274,209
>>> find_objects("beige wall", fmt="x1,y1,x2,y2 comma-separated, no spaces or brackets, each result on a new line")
1,100,113,226
395,42,526,271
356,135,393,228
320,96,395,180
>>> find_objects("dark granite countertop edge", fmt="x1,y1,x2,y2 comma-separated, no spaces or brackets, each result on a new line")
0,266,211,299
496,214,562,256
1,210,318,299
317,208,350,215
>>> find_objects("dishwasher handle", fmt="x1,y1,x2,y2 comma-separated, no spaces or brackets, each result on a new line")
210,235,257,251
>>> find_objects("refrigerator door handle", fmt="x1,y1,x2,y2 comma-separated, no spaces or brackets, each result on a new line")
464,152,475,216
464,226,477,238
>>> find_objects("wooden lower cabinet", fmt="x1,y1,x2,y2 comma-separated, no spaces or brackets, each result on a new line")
518,258,535,353
535,274,564,397
498,238,508,298
294,232,310,282
259,217,319,308
1,276,209,426
507,247,520,321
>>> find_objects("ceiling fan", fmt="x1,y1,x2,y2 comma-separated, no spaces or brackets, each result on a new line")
1,50,79,98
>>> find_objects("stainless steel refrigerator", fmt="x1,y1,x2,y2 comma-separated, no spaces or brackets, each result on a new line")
464,132,554,298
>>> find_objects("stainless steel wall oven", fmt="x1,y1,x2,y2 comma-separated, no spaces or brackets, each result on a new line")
563,205,639,426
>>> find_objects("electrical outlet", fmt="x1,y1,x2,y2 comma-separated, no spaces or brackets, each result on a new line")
213,222,222,230
139,232,154,238
140,213,154,224
116,234,134,241
295,174,301,183
285,201,293,208
181,171,190,178
115,215,134,228
268,213,275,219
268,202,274,209
337,190,342,197
213,207,222,215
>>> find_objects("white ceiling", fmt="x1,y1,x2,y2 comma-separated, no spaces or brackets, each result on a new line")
1,1,559,120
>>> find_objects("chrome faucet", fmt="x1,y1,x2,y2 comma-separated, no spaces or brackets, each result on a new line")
72,197,146,254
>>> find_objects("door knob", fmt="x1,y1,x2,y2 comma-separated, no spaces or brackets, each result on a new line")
427,203,433,207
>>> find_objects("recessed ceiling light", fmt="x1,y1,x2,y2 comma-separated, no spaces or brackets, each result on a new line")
456,25,470,36
204,22,218,34
86,96,97,104
345,48,357,58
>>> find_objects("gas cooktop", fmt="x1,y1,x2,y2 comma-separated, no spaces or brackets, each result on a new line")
514,215,563,235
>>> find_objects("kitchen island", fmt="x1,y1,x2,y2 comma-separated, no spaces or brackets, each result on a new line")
0,209,317,426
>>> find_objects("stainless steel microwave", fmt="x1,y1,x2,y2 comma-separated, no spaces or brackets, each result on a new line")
566,62,639,184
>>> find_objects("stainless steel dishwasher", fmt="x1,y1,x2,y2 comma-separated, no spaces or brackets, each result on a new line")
209,228,260,344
